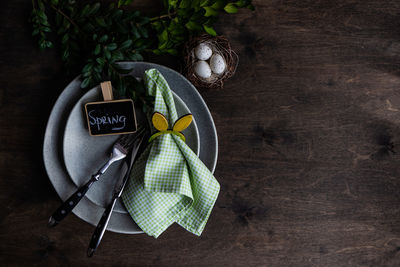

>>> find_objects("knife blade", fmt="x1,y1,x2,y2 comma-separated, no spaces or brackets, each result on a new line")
87,130,146,257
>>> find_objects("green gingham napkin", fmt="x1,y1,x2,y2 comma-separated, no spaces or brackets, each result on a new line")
121,68,220,238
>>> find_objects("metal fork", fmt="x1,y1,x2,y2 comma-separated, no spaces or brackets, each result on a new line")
48,127,145,227
87,131,146,257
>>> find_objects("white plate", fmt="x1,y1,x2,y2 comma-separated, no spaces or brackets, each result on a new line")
43,62,218,234
63,85,200,213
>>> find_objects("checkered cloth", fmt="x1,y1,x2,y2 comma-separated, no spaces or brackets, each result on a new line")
121,69,220,238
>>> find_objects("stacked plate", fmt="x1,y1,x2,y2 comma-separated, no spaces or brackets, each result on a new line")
43,62,218,234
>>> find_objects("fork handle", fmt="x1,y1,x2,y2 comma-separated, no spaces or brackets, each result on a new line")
48,174,98,227
87,197,117,257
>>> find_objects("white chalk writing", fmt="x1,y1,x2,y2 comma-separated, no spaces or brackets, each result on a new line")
88,110,127,131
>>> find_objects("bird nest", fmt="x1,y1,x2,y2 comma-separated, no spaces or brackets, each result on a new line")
183,34,238,89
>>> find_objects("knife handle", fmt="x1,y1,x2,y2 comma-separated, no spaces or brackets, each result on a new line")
48,175,98,227
87,197,117,257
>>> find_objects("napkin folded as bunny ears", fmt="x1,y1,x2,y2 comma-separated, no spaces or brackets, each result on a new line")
121,69,220,238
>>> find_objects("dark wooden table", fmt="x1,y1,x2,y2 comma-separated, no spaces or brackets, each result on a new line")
2,0,400,266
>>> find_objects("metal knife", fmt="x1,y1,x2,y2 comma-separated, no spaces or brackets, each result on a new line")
87,131,145,257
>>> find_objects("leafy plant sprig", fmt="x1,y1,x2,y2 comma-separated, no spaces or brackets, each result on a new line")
152,0,254,55
31,0,253,109
31,0,53,49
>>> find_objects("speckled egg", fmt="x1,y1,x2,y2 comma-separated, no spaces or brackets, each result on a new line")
194,43,213,61
210,54,226,75
194,60,212,79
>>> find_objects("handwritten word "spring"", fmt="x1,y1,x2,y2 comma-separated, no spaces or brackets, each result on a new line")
88,110,127,131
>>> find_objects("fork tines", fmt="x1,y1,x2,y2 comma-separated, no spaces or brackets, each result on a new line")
115,126,146,152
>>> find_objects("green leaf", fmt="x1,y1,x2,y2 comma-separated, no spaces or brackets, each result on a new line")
38,0,45,10
131,26,140,38
179,0,190,8
127,52,143,61
104,49,111,59
119,39,133,50
138,17,150,25
81,77,90,88
99,34,108,43
62,47,69,60
168,0,179,9
200,0,211,7
203,7,218,16
88,3,100,15
138,27,148,38
159,29,168,43
151,21,163,31
190,0,201,9
95,17,107,27
234,0,247,7
106,43,118,51
41,18,50,27
128,10,140,18
61,33,69,44
94,44,101,55
133,38,147,49
111,50,124,61
96,57,106,66
247,4,255,10
211,0,225,10
39,40,46,50
80,4,90,17
93,64,103,73
203,24,217,36
185,21,202,31
118,0,134,8
93,71,102,83
193,9,206,20
167,48,178,56
43,26,51,32
111,9,123,19
171,25,185,35
37,10,47,21
82,71,91,78
82,63,93,73
224,3,238,13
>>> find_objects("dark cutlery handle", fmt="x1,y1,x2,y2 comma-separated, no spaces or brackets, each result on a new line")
48,176,97,227
87,197,117,257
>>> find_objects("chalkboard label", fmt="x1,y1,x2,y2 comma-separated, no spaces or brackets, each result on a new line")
84,99,137,136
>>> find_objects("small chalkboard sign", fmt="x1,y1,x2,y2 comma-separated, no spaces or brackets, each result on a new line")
85,99,137,136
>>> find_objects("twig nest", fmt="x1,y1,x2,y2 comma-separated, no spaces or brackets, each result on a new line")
183,34,238,89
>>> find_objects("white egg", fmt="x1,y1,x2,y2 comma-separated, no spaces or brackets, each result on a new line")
194,43,213,60
194,60,212,79
210,54,226,75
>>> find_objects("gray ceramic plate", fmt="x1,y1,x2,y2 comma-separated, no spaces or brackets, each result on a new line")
63,85,200,214
43,62,218,234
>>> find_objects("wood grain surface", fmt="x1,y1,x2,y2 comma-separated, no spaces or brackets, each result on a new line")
1,0,400,266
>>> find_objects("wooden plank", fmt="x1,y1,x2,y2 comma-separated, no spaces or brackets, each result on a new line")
1,0,400,266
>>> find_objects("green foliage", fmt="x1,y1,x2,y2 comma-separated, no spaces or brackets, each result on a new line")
118,0,135,8
152,0,253,55
31,0,53,49
30,0,253,109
